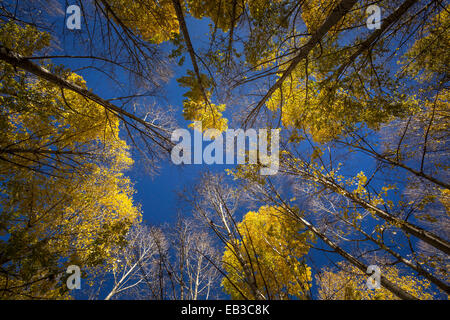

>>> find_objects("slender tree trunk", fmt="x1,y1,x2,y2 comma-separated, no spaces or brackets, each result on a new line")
282,205,418,300
282,165,450,255
245,0,358,125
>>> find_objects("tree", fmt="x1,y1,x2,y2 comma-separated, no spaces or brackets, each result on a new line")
186,174,314,300
189,173,268,299
0,21,141,299
83,217,220,300
317,261,436,300
101,0,179,44
217,0,449,299
0,1,176,172
165,216,221,300
101,224,166,300
222,205,314,300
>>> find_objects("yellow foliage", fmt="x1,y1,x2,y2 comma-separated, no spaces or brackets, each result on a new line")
106,0,179,43
400,5,449,82
317,262,436,300
222,205,314,299
178,70,228,133
0,23,141,299
187,0,245,32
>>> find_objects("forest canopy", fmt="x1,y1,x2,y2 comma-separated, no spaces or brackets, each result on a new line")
0,0,448,300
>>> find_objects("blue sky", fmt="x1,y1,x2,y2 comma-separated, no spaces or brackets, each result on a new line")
53,15,210,224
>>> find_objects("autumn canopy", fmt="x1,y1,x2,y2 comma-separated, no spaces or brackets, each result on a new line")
0,0,448,300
